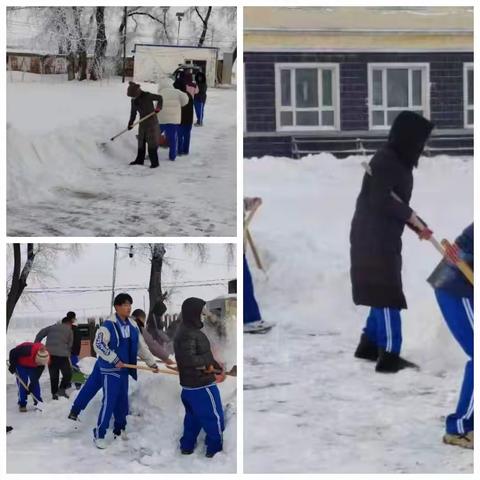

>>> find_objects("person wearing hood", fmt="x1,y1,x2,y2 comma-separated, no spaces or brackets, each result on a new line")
8,342,50,412
157,76,189,161
174,297,225,458
194,71,207,126
132,307,175,365
350,110,434,373
127,81,163,169
174,80,195,156
427,223,473,449
90,293,159,449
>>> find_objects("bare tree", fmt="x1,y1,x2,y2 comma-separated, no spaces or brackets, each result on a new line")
90,6,107,80
73,7,87,80
194,7,212,47
6,244,81,330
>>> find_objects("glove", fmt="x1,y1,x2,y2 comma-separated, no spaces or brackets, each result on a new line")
443,241,461,265
127,124,133,130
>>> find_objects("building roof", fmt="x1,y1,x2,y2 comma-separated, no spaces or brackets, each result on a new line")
132,43,219,53
244,7,473,52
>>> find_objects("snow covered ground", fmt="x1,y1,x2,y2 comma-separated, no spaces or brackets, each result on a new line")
244,153,473,473
6,327,236,473
7,73,236,236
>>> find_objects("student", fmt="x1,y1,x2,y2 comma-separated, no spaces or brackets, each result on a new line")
350,111,434,373
174,81,195,156
194,71,207,126
174,297,225,458
127,81,163,168
8,342,50,411
35,316,74,399
157,76,189,161
91,293,159,449
428,223,474,449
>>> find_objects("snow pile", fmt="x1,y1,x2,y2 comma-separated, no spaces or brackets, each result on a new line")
7,74,236,236
7,329,237,473
244,153,473,473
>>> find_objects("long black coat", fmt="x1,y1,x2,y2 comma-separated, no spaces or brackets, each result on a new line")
350,111,434,310
174,297,220,388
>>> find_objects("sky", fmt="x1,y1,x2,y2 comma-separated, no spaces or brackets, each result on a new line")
8,243,236,322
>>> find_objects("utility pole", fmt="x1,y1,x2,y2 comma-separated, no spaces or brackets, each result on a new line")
122,6,127,83
176,12,184,46
110,244,135,315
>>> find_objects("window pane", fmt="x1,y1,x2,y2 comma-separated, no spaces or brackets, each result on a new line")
468,108,473,125
295,69,318,108
321,110,334,126
412,70,422,106
387,110,402,126
468,69,473,105
280,111,293,126
281,70,291,107
372,110,384,126
387,69,408,107
372,70,383,106
322,69,333,106
297,111,319,126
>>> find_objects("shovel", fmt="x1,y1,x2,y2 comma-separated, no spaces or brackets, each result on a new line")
98,110,159,150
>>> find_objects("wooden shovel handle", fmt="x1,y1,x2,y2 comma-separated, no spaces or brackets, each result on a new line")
122,363,178,375
110,110,158,141
440,240,474,285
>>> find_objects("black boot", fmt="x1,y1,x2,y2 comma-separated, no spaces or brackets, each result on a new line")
148,147,159,168
375,350,419,373
354,334,378,361
181,449,194,455
130,146,146,165
68,410,79,421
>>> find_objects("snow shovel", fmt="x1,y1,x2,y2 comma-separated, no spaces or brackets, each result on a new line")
244,200,265,272
98,110,159,149
121,363,178,375
361,162,473,285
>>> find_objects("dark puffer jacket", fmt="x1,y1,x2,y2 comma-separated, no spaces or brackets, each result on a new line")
350,111,434,310
174,297,220,388
194,72,207,102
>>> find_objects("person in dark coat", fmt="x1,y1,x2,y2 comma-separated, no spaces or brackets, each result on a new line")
350,110,434,373
174,81,194,156
174,297,225,458
194,71,207,126
428,223,473,449
127,81,163,169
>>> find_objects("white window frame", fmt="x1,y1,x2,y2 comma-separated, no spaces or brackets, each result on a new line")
464,62,473,129
274,62,340,132
367,63,430,130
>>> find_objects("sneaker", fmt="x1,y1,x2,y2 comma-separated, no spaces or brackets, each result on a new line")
375,350,419,373
181,449,194,455
443,431,473,449
68,410,79,421
19,405,27,413
113,429,129,440
243,320,274,334
354,334,378,361
94,437,108,449
206,449,221,458
57,388,69,399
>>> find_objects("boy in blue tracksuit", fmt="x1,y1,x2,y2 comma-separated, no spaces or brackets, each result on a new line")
174,297,225,458
427,223,473,449
91,293,159,449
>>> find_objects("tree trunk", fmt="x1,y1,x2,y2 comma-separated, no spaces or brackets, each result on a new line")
233,46,237,64
73,7,87,80
147,244,167,328
90,7,107,81
122,7,127,83
196,7,212,47
7,244,35,330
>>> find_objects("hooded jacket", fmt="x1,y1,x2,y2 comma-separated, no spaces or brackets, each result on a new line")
173,297,220,388
349,111,434,309
157,77,189,125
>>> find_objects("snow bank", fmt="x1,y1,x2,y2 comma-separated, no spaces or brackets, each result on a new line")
244,153,473,473
7,76,236,236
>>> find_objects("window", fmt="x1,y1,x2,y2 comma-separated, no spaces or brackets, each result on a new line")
368,63,429,129
464,63,473,128
275,63,339,131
